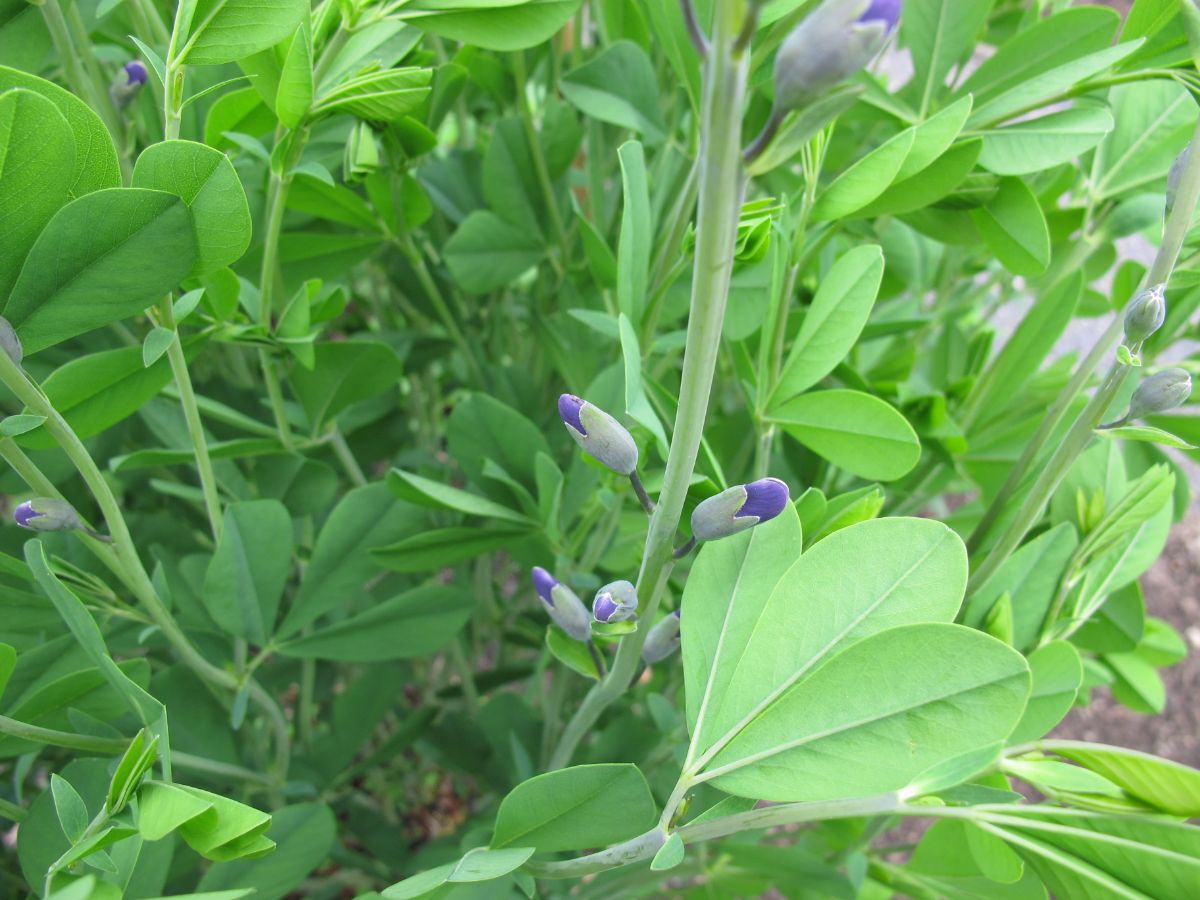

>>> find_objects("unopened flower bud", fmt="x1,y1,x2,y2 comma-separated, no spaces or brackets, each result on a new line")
593,580,638,624
774,0,896,113
0,317,22,366
13,498,83,534
110,61,148,110
532,566,592,641
1123,286,1166,346
559,394,639,475
642,610,681,664
1127,368,1193,419
691,477,790,542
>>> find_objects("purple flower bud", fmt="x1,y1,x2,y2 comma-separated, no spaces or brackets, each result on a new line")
532,566,592,641
111,60,148,110
642,609,681,664
124,60,148,87
775,0,893,113
593,580,638,624
859,0,901,32
13,497,82,534
558,393,639,475
691,477,790,542
532,566,557,607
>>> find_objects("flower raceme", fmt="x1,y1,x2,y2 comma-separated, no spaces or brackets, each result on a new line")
593,581,638,624
558,394,639,475
532,566,592,641
691,477,791,542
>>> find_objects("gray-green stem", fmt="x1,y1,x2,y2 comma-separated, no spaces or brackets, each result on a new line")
548,1,751,770
967,115,1200,566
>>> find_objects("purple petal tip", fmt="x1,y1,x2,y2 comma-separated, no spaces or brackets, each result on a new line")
859,0,901,31
532,566,557,607
736,477,790,523
14,501,41,528
558,394,586,435
124,60,148,86
594,594,618,623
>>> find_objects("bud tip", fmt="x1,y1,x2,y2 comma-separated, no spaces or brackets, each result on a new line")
736,477,790,523
558,394,586,435
532,566,557,607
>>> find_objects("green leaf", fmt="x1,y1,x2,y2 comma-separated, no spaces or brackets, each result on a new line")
1044,741,1200,817
202,500,294,644
619,312,668,457
388,469,533,525
771,246,883,404
197,803,336,900
288,340,403,428
444,210,544,294
280,483,423,637
396,0,582,52
311,68,432,122
1096,423,1196,449
903,0,994,116
2,188,197,354
180,0,308,66
684,516,968,764
446,393,551,496
857,139,982,218
969,42,1143,128
50,773,88,842
546,625,601,680
484,116,546,238
979,105,1115,176
17,343,177,450
0,414,45,437
963,522,1077,652
371,526,535,573
0,89,74,301
0,65,120,199
278,585,473,662
276,18,313,129
616,141,651,323
491,764,656,852
1009,641,1082,744
137,781,274,861
24,541,163,726
958,7,1120,104
812,128,916,221
561,41,665,141
965,272,1081,433
769,389,921,481
131,140,252,277
0,642,14,698
969,177,1050,278
382,847,536,899
700,624,1029,802
142,326,176,367
1092,79,1195,200
651,833,685,871
978,808,1200,899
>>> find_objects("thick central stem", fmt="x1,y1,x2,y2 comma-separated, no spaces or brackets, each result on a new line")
548,1,750,770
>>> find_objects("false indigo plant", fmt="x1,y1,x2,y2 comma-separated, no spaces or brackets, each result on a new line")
6,0,1200,897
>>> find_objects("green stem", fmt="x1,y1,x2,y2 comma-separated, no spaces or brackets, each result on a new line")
398,235,484,381
329,428,368,486
967,115,1200,583
548,1,751,770
448,637,481,713
0,353,291,782
0,714,128,753
159,299,224,540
